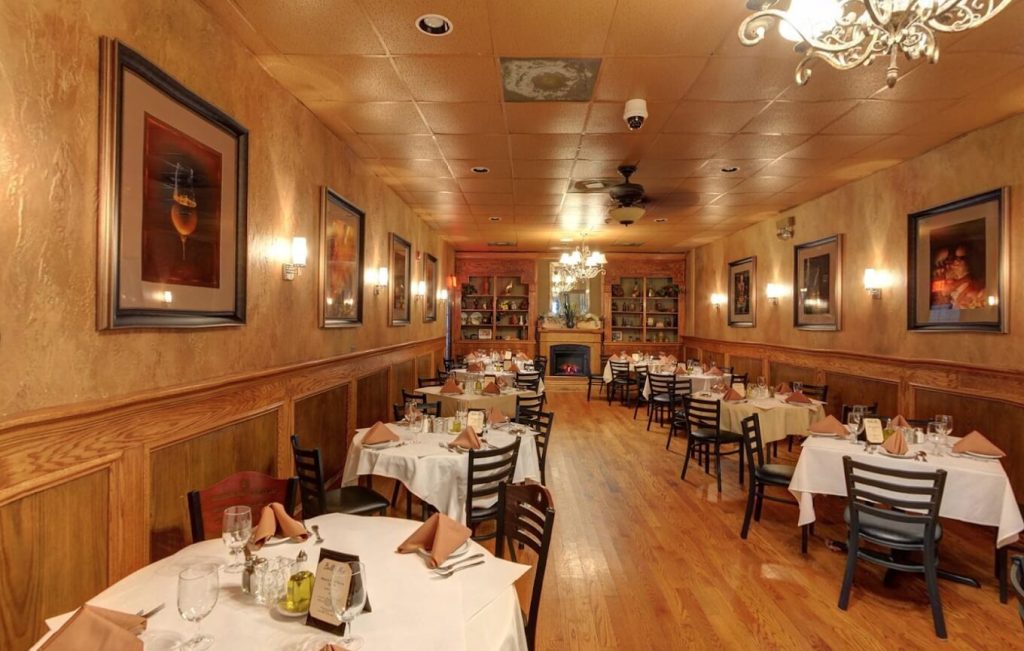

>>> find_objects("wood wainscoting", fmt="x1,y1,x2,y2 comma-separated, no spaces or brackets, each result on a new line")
684,337,1024,502
0,337,443,651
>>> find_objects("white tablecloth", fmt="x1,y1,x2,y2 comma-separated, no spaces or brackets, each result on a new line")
416,386,537,418
342,423,541,523
33,514,529,651
452,369,545,394
641,372,733,398
790,436,1024,548
719,396,826,444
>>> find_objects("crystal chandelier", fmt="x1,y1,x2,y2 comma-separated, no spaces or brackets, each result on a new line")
550,263,579,295
559,239,607,282
739,0,1015,88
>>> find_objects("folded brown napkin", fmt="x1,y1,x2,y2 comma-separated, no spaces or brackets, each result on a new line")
487,407,509,424
891,414,910,428
397,513,472,568
319,644,351,651
496,376,509,388
786,391,812,404
441,378,463,394
452,426,482,450
675,365,688,376
810,415,847,436
775,382,792,394
363,421,399,445
706,367,723,376
467,362,484,372
41,605,146,650
482,381,500,395
882,430,909,455
250,502,310,548
509,362,521,373
722,388,743,402
953,430,1005,457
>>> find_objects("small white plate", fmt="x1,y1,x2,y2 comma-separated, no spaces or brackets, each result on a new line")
363,440,397,450
276,601,309,618
963,451,1003,460
878,449,914,458
417,540,469,561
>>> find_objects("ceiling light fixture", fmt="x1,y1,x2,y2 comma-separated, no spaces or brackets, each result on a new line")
654,218,668,223
721,166,740,173
416,14,453,36
550,263,579,295
739,1,1014,88
488,216,502,222
470,166,490,174
559,236,607,281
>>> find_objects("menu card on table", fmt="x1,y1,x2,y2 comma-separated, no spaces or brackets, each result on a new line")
863,418,884,444
467,411,485,432
306,549,371,634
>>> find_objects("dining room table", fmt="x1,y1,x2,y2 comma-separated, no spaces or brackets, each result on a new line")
342,421,542,523
695,391,826,444
32,513,530,651
451,368,545,394
640,371,734,398
415,384,536,418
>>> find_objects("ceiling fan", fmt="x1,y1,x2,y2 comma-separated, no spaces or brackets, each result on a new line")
607,165,647,226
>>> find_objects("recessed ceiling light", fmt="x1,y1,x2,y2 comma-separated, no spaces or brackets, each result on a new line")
654,218,668,223
470,166,489,174
488,216,501,222
721,166,740,173
416,14,453,36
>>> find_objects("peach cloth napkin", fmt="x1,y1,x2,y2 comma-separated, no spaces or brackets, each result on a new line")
496,376,509,388
451,426,482,450
891,415,911,428
706,367,723,376
509,362,521,373
785,391,812,404
397,512,472,568
775,382,792,394
810,415,847,436
467,362,484,372
250,502,310,548
882,430,910,455
482,381,500,395
441,378,463,394
487,407,509,424
319,644,352,651
953,431,1006,457
721,388,744,402
40,605,146,650
363,421,399,445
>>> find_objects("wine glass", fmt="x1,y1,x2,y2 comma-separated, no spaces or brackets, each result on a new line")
177,563,219,650
330,561,368,651
935,414,953,450
847,411,863,442
792,381,803,394
221,506,251,573
927,421,944,456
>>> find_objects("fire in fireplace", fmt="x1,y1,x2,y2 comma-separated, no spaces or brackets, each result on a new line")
550,344,590,377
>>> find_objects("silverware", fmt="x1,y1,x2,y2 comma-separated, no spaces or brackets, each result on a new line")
433,559,485,578
311,525,324,544
436,553,485,572
134,603,165,618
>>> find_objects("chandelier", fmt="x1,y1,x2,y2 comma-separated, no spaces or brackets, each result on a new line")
738,0,1015,88
550,263,579,295
559,239,607,282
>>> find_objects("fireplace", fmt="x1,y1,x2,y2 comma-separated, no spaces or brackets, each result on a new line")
550,344,590,377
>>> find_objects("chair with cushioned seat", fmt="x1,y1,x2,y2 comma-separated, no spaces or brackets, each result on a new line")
665,378,694,449
587,354,611,401
290,435,390,518
607,360,636,405
466,438,521,540
739,414,808,553
731,372,748,388
187,471,298,543
645,373,680,430
680,396,744,493
838,456,948,638
515,410,554,484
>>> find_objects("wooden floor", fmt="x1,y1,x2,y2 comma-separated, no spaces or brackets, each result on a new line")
475,390,1020,650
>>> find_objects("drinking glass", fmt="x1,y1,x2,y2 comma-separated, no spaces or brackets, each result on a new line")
847,412,863,442
792,381,803,394
330,561,367,651
177,563,219,650
934,414,952,451
221,506,252,573
927,421,943,456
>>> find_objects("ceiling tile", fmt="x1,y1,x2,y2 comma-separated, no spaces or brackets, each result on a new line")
743,100,858,135
400,177,461,193
777,64,894,102
504,103,590,134
729,175,801,193
646,134,731,159
471,205,514,216
515,205,562,216
578,134,658,160
691,159,773,177
584,102,674,134
604,1,748,56
686,57,795,101
458,178,514,193
571,160,629,178
448,159,513,177
359,0,494,55
263,56,410,102
660,192,721,206
783,135,884,159
408,191,467,206
418,102,506,134
711,191,780,207
662,100,769,133
514,192,565,206
783,177,846,195
514,159,576,179
392,56,500,101
487,0,617,56
510,134,582,159
436,134,510,159
714,134,810,159
947,3,1024,56
463,193,514,206
632,159,704,178
594,57,706,101
876,52,1024,102
236,0,384,55
360,134,444,158
319,102,428,134
515,179,571,195
822,99,956,135
676,176,745,192
380,158,452,178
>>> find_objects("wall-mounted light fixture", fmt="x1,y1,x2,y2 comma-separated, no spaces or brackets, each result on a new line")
414,280,426,301
765,283,786,305
437,288,449,302
710,293,727,310
161,290,173,306
776,216,795,240
365,266,389,295
863,268,891,299
282,237,308,281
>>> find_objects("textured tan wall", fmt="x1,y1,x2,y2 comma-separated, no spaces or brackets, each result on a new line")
0,0,450,418
692,112,1023,371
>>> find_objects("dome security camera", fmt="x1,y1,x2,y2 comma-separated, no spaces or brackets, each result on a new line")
623,99,648,130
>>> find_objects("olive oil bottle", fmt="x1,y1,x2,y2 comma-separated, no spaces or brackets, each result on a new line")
285,550,314,612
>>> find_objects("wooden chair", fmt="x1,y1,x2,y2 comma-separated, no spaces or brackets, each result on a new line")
838,456,948,638
466,438,521,540
680,396,744,493
607,360,636,405
1012,556,1024,628
800,383,829,402
517,410,554,484
402,388,427,405
515,393,544,422
665,377,693,449
587,354,611,401
418,376,444,388
187,471,298,542
738,414,807,553
495,482,556,651
645,373,680,430
290,435,389,518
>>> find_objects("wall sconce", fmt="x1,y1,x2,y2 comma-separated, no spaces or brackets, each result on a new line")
776,216,795,240
161,290,173,306
414,280,426,301
863,268,891,299
765,283,786,305
437,288,449,302
282,237,307,281
366,267,389,295
710,293,727,310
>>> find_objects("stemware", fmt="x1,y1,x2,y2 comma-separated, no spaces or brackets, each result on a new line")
221,505,252,573
330,561,368,651
934,414,952,451
927,421,944,456
792,381,803,394
177,563,219,650
847,411,863,443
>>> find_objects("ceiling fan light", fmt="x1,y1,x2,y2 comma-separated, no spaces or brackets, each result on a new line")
609,205,646,224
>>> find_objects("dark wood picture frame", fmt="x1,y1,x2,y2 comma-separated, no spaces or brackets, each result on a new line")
793,234,842,331
727,256,756,327
389,233,412,326
908,188,1008,333
423,252,438,323
319,187,365,328
97,38,248,329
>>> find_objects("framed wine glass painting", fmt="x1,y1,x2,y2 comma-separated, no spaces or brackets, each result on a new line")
389,233,412,326
423,253,438,323
793,235,842,331
319,188,365,328
97,38,248,329
727,256,756,327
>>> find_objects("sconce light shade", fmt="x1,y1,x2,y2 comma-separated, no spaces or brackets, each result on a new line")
415,280,426,298
710,292,727,308
863,268,890,298
766,283,786,304
437,288,449,302
282,237,308,281
369,266,389,295
162,290,173,304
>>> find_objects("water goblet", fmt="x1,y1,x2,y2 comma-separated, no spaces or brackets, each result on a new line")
927,421,943,456
792,381,803,394
934,414,952,451
177,563,219,650
221,505,252,573
847,412,863,442
330,561,368,650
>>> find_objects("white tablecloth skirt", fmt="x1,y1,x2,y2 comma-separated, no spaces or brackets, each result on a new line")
417,386,535,418
719,397,825,443
641,373,733,398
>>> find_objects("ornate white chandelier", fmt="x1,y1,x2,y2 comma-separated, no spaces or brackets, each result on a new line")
550,263,579,295
739,0,1015,88
559,239,607,282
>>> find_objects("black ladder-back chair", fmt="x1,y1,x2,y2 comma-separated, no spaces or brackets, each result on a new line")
466,438,521,540
532,356,547,377
607,360,636,405
587,354,611,401
495,482,556,651
1012,556,1024,629
645,373,680,431
392,402,441,421
516,371,542,393
443,358,455,372
840,403,879,423
665,377,693,449
719,366,734,375
290,435,390,518
731,372,749,388
631,368,650,420
739,414,807,553
402,388,427,405
418,376,444,388
515,393,544,422
518,410,555,484
838,456,948,639
680,396,744,493
783,382,830,453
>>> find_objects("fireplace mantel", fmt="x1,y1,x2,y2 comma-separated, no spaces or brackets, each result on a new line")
538,329,602,384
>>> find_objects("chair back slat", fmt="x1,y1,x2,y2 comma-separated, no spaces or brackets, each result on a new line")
801,383,829,402
740,414,765,470
467,439,521,513
682,396,720,432
841,403,879,424
290,435,329,518
402,388,426,404
842,456,946,534
515,394,545,421
517,411,554,482
731,372,749,388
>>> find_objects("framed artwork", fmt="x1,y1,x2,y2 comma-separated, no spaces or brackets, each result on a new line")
423,253,438,322
793,235,842,331
389,233,412,326
319,188,365,328
908,188,1008,332
727,256,756,327
97,38,248,329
